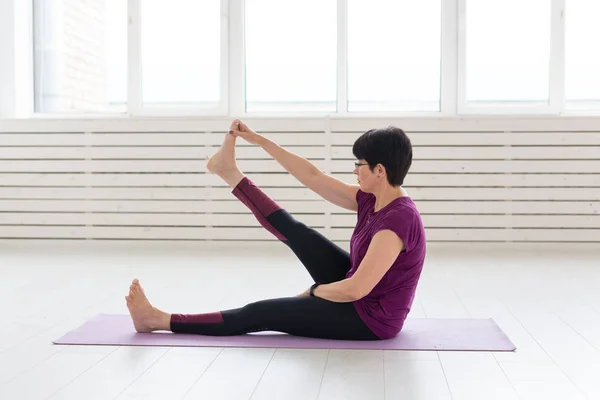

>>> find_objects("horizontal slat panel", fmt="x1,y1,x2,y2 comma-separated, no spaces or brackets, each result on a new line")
331,201,600,215
0,132,328,146
5,132,600,149
92,133,205,146
0,146,325,160
208,132,326,146
407,188,600,200
406,173,600,187
1,199,598,215
0,226,93,238
2,187,598,201
0,118,328,133
2,159,597,173
0,160,327,173
330,118,600,132
331,160,600,173
0,226,313,240
330,214,600,228
2,173,600,188
329,228,600,242
4,116,600,134
4,213,597,229
332,146,600,159
332,132,600,146
335,173,600,187
0,200,328,213
0,173,301,187
0,134,87,146
0,187,321,200
0,213,325,227
412,201,600,214
2,225,599,242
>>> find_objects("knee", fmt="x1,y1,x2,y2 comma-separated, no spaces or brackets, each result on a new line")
239,301,264,317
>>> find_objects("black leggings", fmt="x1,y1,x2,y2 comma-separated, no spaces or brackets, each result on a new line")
170,177,379,341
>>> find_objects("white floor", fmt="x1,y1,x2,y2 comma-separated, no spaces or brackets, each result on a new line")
1,240,599,400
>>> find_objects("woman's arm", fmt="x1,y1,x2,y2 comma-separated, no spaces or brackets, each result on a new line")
259,135,360,211
312,230,404,302
230,120,359,211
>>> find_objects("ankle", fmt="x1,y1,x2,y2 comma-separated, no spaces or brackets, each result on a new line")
220,169,245,189
152,308,172,331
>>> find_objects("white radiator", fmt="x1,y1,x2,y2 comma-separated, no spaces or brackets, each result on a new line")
1,117,599,244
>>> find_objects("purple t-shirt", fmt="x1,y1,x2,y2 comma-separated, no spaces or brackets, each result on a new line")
346,189,426,339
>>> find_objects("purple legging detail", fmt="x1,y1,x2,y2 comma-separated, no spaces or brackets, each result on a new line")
232,177,286,241
171,311,223,325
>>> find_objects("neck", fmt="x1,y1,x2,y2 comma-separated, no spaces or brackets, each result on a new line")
373,184,406,212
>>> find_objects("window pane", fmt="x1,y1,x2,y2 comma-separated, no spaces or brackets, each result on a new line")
347,0,441,112
33,0,127,113
466,0,550,104
245,0,337,112
565,0,600,109
141,0,220,106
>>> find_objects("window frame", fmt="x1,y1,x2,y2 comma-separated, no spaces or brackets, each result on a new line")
2,0,600,118
456,0,566,115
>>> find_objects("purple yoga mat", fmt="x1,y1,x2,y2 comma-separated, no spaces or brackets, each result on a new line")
53,314,516,351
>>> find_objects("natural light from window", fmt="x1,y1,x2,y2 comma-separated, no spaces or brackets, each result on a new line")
244,0,337,112
31,0,600,114
347,0,442,112
565,0,600,109
466,0,551,105
141,0,221,107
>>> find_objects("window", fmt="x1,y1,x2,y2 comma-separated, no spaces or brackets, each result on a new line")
18,1,600,117
565,0,600,110
464,0,551,106
33,0,127,113
140,0,221,107
347,0,442,112
244,0,337,113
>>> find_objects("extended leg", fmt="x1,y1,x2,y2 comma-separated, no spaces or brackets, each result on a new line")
171,296,379,340
126,279,378,340
207,134,351,284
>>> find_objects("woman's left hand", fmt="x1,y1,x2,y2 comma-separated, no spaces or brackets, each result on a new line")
296,288,310,297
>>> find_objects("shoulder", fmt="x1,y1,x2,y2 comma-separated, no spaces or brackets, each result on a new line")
385,198,421,222
376,200,425,249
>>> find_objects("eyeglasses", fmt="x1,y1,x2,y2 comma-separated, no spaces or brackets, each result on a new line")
354,162,369,169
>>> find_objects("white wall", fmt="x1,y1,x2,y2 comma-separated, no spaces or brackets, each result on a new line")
1,116,599,246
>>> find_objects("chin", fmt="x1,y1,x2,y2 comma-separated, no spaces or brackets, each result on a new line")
359,184,372,193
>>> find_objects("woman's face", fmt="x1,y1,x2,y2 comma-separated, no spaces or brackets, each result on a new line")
353,159,374,190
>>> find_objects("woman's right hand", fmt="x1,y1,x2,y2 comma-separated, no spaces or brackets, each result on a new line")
229,119,264,146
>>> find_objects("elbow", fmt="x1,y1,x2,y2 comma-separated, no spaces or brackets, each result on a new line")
348,283,369,302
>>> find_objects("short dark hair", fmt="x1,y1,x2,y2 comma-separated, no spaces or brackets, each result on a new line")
352,126,412,187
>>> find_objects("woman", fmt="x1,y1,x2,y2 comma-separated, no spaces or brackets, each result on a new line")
125,120,426,340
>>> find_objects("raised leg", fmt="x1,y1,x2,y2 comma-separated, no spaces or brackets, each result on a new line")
207,134,351,284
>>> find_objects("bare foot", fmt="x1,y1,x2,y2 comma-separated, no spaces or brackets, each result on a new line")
207,133,238,175
125,279,170,333
206,133,245,188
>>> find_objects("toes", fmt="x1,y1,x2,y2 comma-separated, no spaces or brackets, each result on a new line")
133,284,143,296
130,280,140,291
